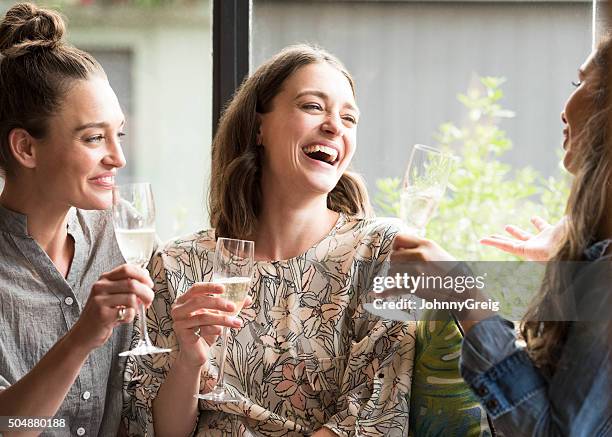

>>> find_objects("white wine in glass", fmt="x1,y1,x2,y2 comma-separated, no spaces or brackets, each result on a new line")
195,237,254,403
113,182,171,357
115,228,156,264
212,276,251,317
400,144,455,236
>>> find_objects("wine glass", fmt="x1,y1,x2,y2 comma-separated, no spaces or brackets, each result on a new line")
195,237,254,403
400,144,455,236
112,182,171,356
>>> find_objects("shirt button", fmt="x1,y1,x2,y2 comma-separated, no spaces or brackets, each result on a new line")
476,385,488,396
486,399,499,410
82,391,91,400
76,427,86,436
64,297,74,306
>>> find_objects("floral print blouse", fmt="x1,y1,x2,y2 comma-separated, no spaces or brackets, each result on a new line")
123,214,416,436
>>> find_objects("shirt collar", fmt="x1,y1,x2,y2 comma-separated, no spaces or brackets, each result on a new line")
0,203,29,237
0,203,80,239
584,239,612,261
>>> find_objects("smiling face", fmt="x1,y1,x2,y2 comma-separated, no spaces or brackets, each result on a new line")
31,76,126,210
258,62,359,198
561,52,597,174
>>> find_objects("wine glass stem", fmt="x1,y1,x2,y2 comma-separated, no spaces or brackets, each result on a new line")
402,223,426,238
139,302,153,346
132,261,154,346
214,326,230,391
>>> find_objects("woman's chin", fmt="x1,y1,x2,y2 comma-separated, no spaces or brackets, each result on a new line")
74,194,113,211
303,174,341,195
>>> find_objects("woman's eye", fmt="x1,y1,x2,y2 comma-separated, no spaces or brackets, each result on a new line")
303,103,323,111
85,134,104,143
342,115,357,125
118,132,126,140
571,80,582,88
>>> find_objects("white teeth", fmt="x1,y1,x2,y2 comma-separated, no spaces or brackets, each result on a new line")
302,144,338,163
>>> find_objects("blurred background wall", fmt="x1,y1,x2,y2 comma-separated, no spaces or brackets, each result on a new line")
0,0,592,240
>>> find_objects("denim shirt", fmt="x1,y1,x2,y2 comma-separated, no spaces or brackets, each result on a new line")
460,240,612,437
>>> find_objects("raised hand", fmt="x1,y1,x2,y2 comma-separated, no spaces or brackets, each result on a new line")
71,264,154,350
170,282,250,368
379,234,494,331
373,233,458,300
480,216,567,261
391,233,457,263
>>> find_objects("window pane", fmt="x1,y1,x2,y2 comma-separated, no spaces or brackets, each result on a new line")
1,1,213,240
252,0,590,260
253,1,590,181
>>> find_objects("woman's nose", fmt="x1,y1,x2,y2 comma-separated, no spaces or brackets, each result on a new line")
321,114,343,137
104,139,127,169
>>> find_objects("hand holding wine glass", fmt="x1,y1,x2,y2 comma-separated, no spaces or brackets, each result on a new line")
195,237,254,403
170,282,249,368
70,264,154,350
113,182,171,356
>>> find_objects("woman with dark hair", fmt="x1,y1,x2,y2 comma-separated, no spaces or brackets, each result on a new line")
390,37,612,435
0,3,156,435
124,44,416,436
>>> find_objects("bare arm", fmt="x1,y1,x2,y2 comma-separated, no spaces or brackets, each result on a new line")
152,355,204,437
151,284,246,437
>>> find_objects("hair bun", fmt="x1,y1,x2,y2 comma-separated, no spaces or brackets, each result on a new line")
0,3,66,59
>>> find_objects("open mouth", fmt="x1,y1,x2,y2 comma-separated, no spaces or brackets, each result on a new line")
302,144,339,165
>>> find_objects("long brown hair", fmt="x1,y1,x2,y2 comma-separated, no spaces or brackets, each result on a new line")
521,36,612,374
0,2,105,177
209,44,372,239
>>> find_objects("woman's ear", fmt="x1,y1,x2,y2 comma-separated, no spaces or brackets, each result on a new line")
8,128,37,169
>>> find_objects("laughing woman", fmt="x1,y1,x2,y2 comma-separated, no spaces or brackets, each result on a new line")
124,45,416,436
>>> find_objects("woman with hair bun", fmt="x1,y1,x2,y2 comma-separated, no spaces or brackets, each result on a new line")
0,3,161,435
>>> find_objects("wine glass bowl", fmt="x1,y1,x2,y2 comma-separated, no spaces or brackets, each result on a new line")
400,144,455,236
112,182,171,357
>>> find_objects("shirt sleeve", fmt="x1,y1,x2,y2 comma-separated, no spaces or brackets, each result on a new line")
461,309,612,435
460,316,549,422
322,304,415,436
0,374,10,390
122,250,185,436
122,245,217,437
323,223,415,437
460,316,520,374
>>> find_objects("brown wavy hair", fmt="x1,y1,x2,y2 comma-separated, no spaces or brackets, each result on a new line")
209,44,372,239
520,35,612,375
0,3,105,177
